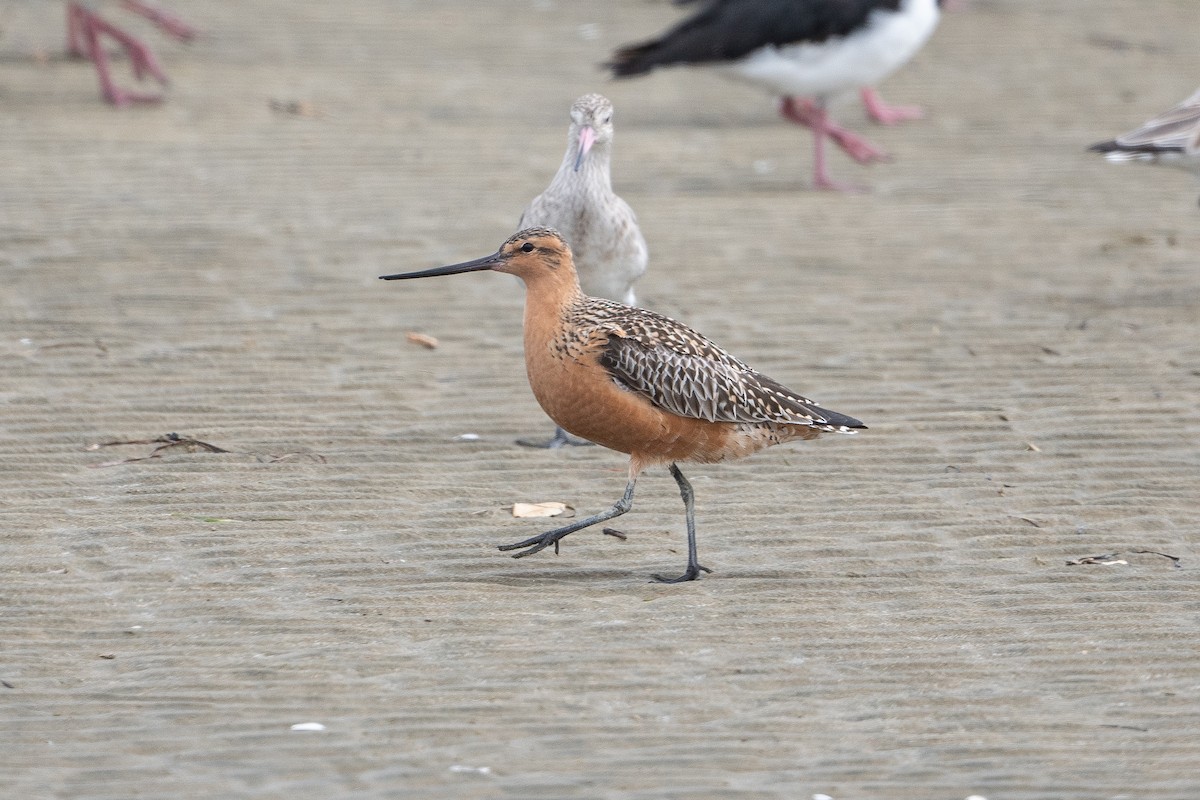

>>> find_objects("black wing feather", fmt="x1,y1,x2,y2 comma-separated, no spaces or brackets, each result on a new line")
610,0,903,76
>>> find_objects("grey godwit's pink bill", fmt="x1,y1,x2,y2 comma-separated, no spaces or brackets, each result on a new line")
573,125,597,172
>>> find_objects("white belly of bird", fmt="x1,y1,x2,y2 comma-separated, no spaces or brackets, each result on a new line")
722,0,940,98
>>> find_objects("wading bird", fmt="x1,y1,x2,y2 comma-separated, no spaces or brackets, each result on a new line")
381,228,864,582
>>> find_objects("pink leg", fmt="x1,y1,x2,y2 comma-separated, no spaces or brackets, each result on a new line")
860,87,924,125
809,116,847,191
780,97,888,190
781,97,889,163
67,3,86,56
121,0,197,41
67,1,177,106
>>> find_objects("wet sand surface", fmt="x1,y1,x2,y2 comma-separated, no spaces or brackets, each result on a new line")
2,1,1198,797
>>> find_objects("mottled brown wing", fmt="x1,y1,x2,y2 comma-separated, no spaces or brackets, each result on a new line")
597,316,863,431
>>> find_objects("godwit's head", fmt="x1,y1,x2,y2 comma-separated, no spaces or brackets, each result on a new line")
380,228,579,292
568,93,614,172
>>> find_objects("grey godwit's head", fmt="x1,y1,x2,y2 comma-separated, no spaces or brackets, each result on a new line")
380,228,579,291
568,93,614,171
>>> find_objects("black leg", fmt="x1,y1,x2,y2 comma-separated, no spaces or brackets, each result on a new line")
499,477,635,559
515,425,594,449
651,463,712,583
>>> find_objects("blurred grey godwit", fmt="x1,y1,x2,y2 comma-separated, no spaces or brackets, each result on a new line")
67,1,195,106
1089,87,1200,206
517,93,649,449
608,0,944,190
380,228,865,583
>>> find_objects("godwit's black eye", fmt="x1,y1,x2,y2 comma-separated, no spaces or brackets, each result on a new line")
521,242,535,252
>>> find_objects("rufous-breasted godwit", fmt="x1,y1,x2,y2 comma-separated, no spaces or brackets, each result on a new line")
608,0,943,191
67,1,195,106
517,93,649,449
1090,87,1200,206
381,228,865,583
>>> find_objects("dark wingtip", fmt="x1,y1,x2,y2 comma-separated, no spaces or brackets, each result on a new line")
607,42,658,78
607,55,636,79
816,407,867,432
1088,139,1118,153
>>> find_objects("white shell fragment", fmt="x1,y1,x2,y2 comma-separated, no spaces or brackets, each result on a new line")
512,501,571,518
405,331,439,349
449,764,492,775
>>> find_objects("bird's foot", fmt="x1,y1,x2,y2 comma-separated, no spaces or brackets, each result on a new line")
121,1,197,42
825,127,889,164
813,173,868,193
498,529,571,559
860,88,923,126
499,482,636,565
67,2,193,106
650,564,712,584
779,97,889,170
515,427,594,449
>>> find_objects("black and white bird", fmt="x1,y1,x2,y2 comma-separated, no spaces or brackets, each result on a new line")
609,0,943,190
1090,87,1200,205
